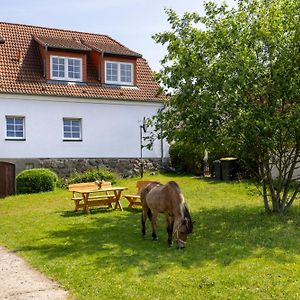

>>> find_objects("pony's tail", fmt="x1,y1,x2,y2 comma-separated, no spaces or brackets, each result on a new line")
147,208,152,221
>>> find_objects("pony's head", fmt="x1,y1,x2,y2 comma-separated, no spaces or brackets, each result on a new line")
175,204,194,249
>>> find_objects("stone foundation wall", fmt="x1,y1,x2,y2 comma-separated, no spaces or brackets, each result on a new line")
1,158,164,178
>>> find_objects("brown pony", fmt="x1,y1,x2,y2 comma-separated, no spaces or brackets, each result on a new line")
140,181,193,249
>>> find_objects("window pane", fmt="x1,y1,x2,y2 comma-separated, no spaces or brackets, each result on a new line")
64,120,71,126
52,57,65,78
72,120,80,127
72,132,80,138
106,62,118,82
67,59,81,80
120,64,132,83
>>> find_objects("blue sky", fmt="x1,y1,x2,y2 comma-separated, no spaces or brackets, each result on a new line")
1,0,236,71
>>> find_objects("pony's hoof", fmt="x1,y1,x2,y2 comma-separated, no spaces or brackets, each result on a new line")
177,246,185,250
152,237,158,241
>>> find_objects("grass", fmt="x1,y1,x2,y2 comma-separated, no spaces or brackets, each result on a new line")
0,173,300,299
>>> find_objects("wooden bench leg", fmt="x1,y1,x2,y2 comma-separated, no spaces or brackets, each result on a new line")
74,200,80,212
128,198,134,208
83,193,90,214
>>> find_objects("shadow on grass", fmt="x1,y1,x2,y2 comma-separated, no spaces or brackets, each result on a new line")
17,206,300,277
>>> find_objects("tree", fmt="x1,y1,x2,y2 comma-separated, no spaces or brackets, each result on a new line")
151,0,300,213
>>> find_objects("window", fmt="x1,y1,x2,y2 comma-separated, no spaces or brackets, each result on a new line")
6,116,25,140
51,56,82,82
105,61,133,85
63,118,82,140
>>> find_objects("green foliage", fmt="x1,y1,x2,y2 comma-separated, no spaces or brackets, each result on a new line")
16,168,58,194
152,0,300,213
62,168,117,187
169,142,204,174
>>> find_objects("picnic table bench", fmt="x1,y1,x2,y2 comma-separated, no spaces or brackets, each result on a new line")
123,180,154,208
68,181,127,213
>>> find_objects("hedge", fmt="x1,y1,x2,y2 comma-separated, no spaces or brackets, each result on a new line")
16,168,58,194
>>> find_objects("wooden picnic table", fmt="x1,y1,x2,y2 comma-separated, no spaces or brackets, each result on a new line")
71,186,128,213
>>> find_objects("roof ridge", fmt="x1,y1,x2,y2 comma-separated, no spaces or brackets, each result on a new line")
0,21,141,56
0,21,110,39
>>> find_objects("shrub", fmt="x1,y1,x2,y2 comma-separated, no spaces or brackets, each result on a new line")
16,168,58,194
169,142,204,174
63,168,117,187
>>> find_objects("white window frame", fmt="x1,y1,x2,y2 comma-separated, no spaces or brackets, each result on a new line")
5,116,25,140
50,56,83,82
105,61,133,86
63,118,82,141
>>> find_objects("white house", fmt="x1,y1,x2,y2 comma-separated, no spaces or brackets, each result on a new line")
0,22,167,176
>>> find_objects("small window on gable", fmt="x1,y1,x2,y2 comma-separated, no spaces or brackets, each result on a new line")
105,61,133,85
51,56,82,82
6,116,25,140
63,118,82,141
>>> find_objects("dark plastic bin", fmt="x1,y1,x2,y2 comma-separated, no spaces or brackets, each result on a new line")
220,157,239,181
213,160,222,180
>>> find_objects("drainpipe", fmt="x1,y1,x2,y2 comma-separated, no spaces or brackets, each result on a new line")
158,107,165,169
43,43,48,78
99,51,104,82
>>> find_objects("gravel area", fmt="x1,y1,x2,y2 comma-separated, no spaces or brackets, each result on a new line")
0,246,68,299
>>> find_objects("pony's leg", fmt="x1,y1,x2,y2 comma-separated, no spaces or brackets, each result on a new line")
166,215,174,246
141,206,148,236
151,211,158,240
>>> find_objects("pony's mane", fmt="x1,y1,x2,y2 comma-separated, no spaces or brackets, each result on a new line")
184,204,193,233
167,181,181,193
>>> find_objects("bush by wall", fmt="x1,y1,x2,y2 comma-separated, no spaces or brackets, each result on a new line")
61,167,117,187
16,168,58,194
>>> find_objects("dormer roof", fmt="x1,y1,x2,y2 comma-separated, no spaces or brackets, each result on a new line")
83,40,142,57
33,35,91,52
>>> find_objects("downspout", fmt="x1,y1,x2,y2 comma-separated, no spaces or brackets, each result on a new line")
99,51,104,82
158,107,165,169
43,43,48,78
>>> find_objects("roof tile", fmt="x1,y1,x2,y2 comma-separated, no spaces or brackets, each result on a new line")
34,35,91,51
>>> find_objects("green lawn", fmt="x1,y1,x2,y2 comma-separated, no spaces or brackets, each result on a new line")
0,173,300,299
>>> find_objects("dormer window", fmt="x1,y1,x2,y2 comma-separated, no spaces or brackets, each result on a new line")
50,56,82,82
105,61,133,85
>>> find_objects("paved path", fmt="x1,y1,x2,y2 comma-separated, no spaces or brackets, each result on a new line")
0,246,68,299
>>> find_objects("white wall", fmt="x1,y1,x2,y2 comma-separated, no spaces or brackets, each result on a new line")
0,94,168,159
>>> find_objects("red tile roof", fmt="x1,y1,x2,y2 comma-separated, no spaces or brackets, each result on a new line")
33,35,91,52
83,40,142,57
0,22,164,102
